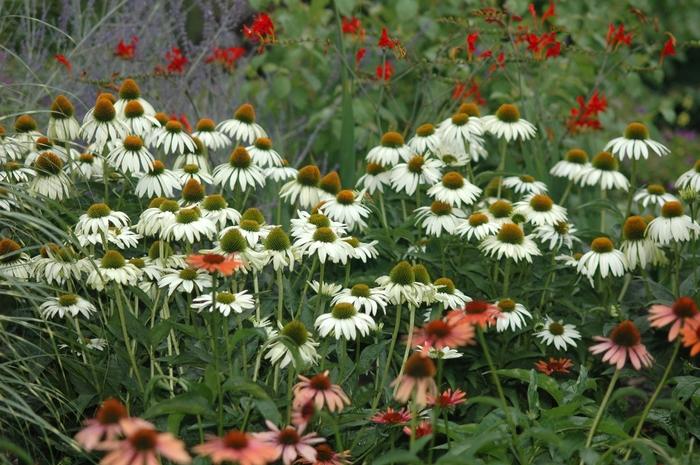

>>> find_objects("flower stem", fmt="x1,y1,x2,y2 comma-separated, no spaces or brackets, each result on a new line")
559,180,573,205
314,261,326,318
496,139,507,198
398,304,416,377
276,268,285,322
114,287,144,395
600,188,607,232
502,259,512,297
623,158,638,221
372,303,403,410
580,368,621,464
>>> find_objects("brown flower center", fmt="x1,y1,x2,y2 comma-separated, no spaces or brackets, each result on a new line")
196,118,216,132
672,297,698,319
661,201,683,218
309,373,332,390
278,428,300,445
128,429,158,451
591,237,614,253
223,430,249,449
623,216,647,241
416,123,435,137
495,103,520,123
380,131,404,148
624,122,650,140
96,398,127,425
610,320,641,347
404,353,436,378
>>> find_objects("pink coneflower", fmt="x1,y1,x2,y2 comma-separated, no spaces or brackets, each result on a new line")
370,407,412,425
293,371,350,413
193,430,278,465
461,300,502,328
75,398,150,451
187,253,241,276
99,423,191,465
300,444,351,465
534,357,573,375
427,388,467,408
681,316,700,356
291,400,316,429
648,296,699,341
413,310,475,350
403,420,432,438
392,352,438,406
257,421,324,465
589,320,653,370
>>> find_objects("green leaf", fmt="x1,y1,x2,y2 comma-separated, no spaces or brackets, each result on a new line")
334,0,355,16
396,0,418,19
143,392,210,417
372,450,420,465
497,368,563,404
272,75,291,99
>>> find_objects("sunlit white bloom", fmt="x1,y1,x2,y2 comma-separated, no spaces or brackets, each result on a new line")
135,199,180,236
366,132,412,166
502,175,548,196
605,122,670,160
265,320,320,369
621,230,664,270
414,201,466,237
331,284,388,316
265,161,298,183
0,239,31,279
316,303,376,340
263,227,299,272
173,142,210,173
107,135,154,174
357,162,392,194
480,223,541,263
575,152,629,191
514,194,567,226
535,317,581,350
158,267,211,296
309,280,343,298
375,261,423,306
533,222,579,250
290,211,346,243
80,100,128,150
577,237,627,279
47,96,81,141
175,164,214,186
217,104,268,144
114,79,156,116
0,136,25,161
482,104,536,142
71,152,104,180
247,137,283,168
75,203,130,235
40,294,96,320
192,118,231,151
433,277,471,310
152,120,197,155
437,112,484,150
86,251,142,291
162,208,217,243
32,246,89,285
29,157,71,200
221,220,270,247
76,227,142,250
550,148,590,181
675,161,700,191
390,155,443,196
191,290,255,317
295,227,354,264
134,161,181,198
320,190,371,231
427,171,481,207
495,299,532,332
408,124,441,155
646,201,700,245
344,237,379,263
279,165,324,209
634,184,676,209
199,194,241,229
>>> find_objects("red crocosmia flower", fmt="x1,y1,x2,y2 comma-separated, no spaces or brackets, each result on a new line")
370,407,412,425
452,82,467,100
243,12,276,44
606,23,633,49
528,3,537,20
452,80,486,105
115,36,138,59
342,16,361,35
377,27,396,49
534,357,573,375
566,90,607,133
467,32,479,60
355,47,366,66
205,46,246,71
427,388,467,408
54,54,71,72
479,49,493,59
403,420,432,439
375,61,393,81
187,253,241,276
169,114,192,133
165,47,188,73
660,33,676,64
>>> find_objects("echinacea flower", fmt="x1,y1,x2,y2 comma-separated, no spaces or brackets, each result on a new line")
315,303,376,340
72,152,104,180
648,296,699,341
461,300,501,329
265,320,320,369
482,104,536,141
412,310,474,349
108,135,154,174
74,398,150,451
634,184,676,209
533,221,579,250
173,137,210,172
375,261,423,306
295,227,354,265
534,317,581,350
321,190,371,231
302,444,351,465
577,237,627,279
187,252,241,276
534,357,573,375
29,152,71,200
158,267,211,296
408,123,441,155
13,114,41,147
414,201,466,237
390,154,443,196
392,352,438,406
99,423,191,465
646,200,700,245
480,222,541,263
162,208,217,243
370,407,412,425
192,118,231,151
213,146,266,192
681,317,700,356
247,137,283,168
199,194,241,228
80,99,127,150
550,148,590,181
40,294,96,319
675,160,700,191
575,151,629,191
502,175,548,195
437,112,484,152
589,320,653,370
427,388,467,408
620,216,664,269
427,171,482,207
280,165,324,209
114,79,156,117
292,370,350,412
432,277,471,310
75,203,130,235
366,131,411,167
193,430,278,465
87,250,142,291
257,421,324,465
134,160,181,198
135,198,179,236
514,194,567,226
605,122,670,160
121,101,161,139
1,160,35,183
344,236,379,263
32,244,89,285
265,159,298,183
191,290,254,317
263,227,299,272
48,95,80,141
455,212,499,241
403,421,432,439
356,162,391,194
217,103,268,145
331,283,388,316
495,298,532,332
152,120,197,155
0,238,31,279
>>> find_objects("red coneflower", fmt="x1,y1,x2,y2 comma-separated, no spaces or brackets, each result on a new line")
301,444,351,465
681,316,700,356
589,320,653,370
534,357,573,376
75,398,149,451
648,296,699,341
391,352,437,406
193,430,278,465
292,371,350,413
412,310,475,350
256,421,324,465
98,423,190,465
370,407,412,425
402,420,432,438
461,300,502,328
291,399,316,429
427,388,467,408
187,253,241,276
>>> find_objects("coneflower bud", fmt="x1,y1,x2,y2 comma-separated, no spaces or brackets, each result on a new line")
389,261,415,285
147,240,173,260
319,172,341,196
234,103,256,124
34,152,63,175
51,95,74,118
124,101,145,118
119,79,141,99
241,207,265,224
14,114,37,133
181,179,205,202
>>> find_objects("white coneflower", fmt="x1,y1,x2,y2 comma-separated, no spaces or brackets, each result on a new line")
228,219,268,247
309,280,343,298
173,137,210,173
366,131,412,167
107,135,154,174
485,199,515,225
80,99,127,150
455,212,499,241
280,165,324,209
162,207,216,243
178,178,206,207
427,171,481,207
263,227,299,272
0,187,15,211
437,112,484,151
200,194,241,228
191,291,255,317
77,226,142,250
555,252,583,268
414,201,466,237
1,160,35,183
620,216,664,269
247,137,283,168
357,162,392,195
495,298,532,332
415,345,463,359
0,238,31,279
265,158,298,183
577,237,627,279
265,320,320,369
375,261,423,306
152,120,196,155
634,184,676,209
121,101,161,139
408,124,441,155
646,200,700,245
290,211,347,243
0,133,25,161
134,160,181,198
433,277,471,310
343,236,379,263
480,223,541,263
175,163,214,187
158,266,211,296
605,122,670,160
675,160,700,191
75,203,130,235
575,151,629,191
47,96,80,141
72,152,104,180
514,194,567,227
502,175,548,196
315,303,376,340
318,171,342,202
24,136,75,167
550,148,590,180
390,154,442,196
295,226,354,264
217,103,267,144
135,198,179,236
534,317,581,350
331,283,388,316
40,294,96,319
213,228,267,274
13,114,42,148
482,104,536,141
213,146,266,192
533,221,579,250
320,189,371,231
86,250,141,291
114,79,156,117
192,118,231,151
29,152,71,200
32,244,88,285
